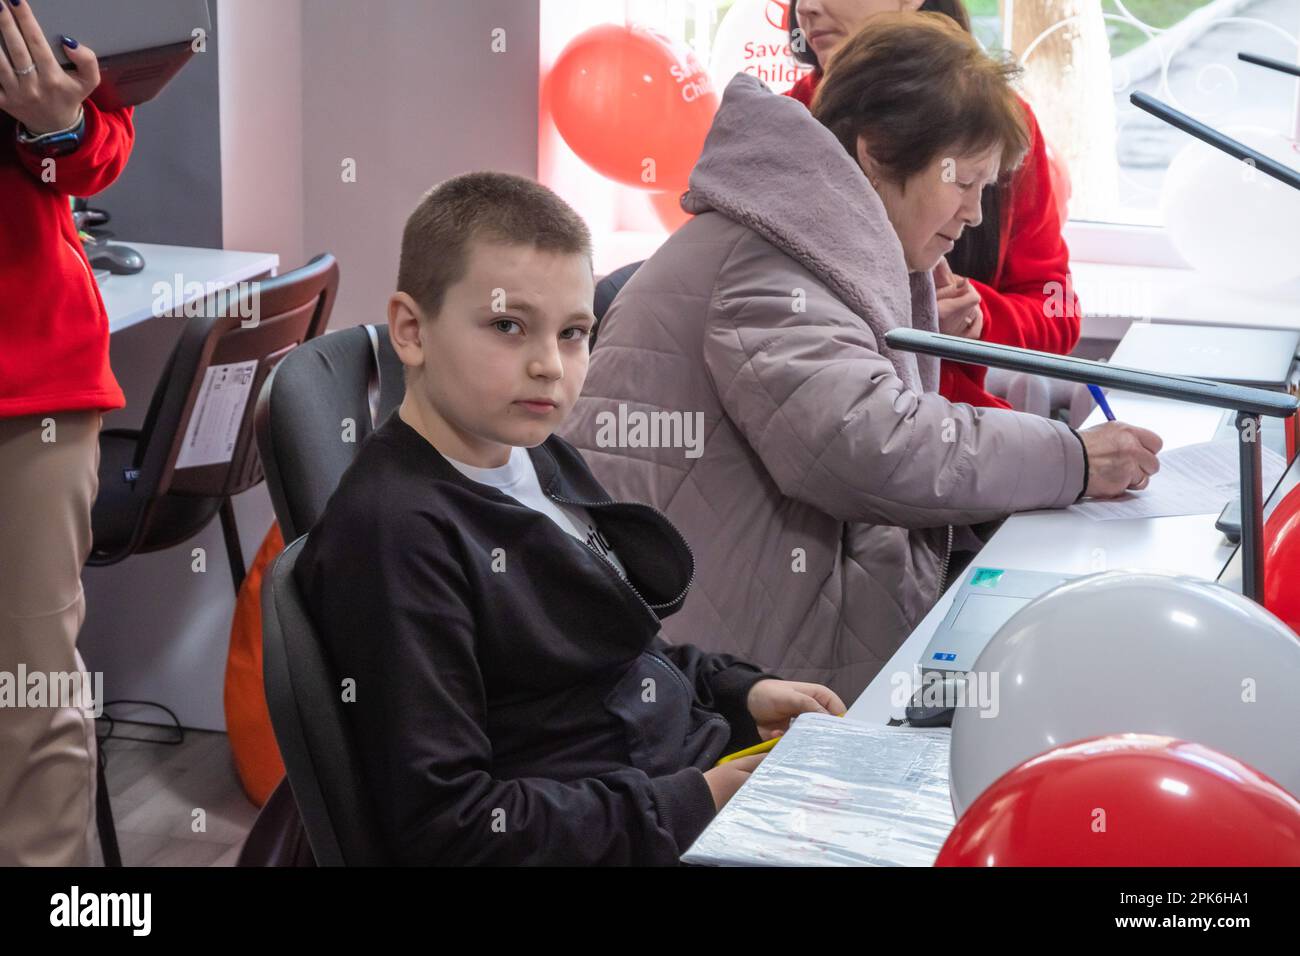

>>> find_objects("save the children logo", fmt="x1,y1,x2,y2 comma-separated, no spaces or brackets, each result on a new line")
764,1,793,31
49,886,151,936
667,46,714,105
709,0,810,93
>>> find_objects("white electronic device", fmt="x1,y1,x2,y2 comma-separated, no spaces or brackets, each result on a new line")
919,566,1079,676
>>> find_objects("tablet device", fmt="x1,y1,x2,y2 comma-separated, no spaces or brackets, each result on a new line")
0,0,212,109
919,566,1078,676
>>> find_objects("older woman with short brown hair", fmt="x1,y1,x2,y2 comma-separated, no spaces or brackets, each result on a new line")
561,13,1160,699
789,0,1080,416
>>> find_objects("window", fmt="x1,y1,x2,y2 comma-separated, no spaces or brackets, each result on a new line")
979,0,1299,227
539,1,1300,272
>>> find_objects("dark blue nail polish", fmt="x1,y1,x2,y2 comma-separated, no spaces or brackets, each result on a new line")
61,35,78,49
9,1,22,9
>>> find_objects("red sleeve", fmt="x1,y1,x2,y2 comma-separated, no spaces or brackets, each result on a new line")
15,100,135,197
966,100,1080,357
939,362,1012,410
783,71,818,108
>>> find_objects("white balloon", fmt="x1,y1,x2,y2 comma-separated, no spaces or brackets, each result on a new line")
708,0,809,95
950,570,1300,818
1161,126,1300,292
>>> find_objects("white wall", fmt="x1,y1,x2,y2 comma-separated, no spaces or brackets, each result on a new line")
219,0,306,270
300,0,540,327
83,0,541,731
220,0,541,324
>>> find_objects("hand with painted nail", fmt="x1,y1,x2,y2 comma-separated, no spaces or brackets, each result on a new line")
0,0,101,135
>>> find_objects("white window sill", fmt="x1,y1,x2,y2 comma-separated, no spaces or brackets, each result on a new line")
1064,219,1187,269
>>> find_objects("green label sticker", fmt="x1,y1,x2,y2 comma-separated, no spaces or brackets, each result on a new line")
970,568,1005,588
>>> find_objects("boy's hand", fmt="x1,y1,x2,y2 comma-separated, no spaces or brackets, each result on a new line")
0,1,101,135
746,679,846,741
702,754,766,810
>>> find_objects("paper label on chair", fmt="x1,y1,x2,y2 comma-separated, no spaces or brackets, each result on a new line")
176,361,258,469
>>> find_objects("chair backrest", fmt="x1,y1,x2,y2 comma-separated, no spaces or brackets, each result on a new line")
260,535,387,866
132,254,341,506
254,323,405,540
253,323,405,865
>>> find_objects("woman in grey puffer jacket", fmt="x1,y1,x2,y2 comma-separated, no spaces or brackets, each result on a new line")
559,13,1161,700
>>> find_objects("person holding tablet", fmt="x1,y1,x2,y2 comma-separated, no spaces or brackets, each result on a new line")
0,0,135,865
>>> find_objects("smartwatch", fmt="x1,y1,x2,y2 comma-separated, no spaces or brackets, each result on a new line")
16,106,87,158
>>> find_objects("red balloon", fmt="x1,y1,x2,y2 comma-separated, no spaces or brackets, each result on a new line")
1265,484,1300,634
936,734,1300,866
649,189,692,232
544,24,719,193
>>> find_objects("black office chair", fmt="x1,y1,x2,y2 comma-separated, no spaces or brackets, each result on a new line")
255,324,404,542
238,324,405,866
89,254,340,593
87,254,338,867
258,535,387,866
592,260,643,347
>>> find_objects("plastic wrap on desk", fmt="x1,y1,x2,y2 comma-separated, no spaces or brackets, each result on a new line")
682,713,954,867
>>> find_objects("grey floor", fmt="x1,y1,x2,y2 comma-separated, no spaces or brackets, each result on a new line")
88,723,260,867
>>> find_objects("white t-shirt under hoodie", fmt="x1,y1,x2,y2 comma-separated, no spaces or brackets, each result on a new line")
443,445,629,581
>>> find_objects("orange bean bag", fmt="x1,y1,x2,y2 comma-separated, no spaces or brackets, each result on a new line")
224,522,286,806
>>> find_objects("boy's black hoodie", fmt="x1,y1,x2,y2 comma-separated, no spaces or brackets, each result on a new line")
295,409,779,865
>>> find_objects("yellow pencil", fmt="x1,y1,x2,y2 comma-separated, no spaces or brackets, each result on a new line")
714,713,844,766
714,736,780,765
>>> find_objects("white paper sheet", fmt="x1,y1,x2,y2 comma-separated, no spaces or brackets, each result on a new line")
1069,439,1286,521
681,714,954,867
175,361,258,469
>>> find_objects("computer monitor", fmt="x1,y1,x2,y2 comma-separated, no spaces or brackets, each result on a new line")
0,0,212,109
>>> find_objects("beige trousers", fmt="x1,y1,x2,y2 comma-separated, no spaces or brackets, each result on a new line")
0,410,102,866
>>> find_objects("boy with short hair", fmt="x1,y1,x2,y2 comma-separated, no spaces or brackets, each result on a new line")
295,172,844,865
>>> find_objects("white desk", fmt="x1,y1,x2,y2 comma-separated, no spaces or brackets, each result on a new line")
846,390,1296,727
100,242,280,334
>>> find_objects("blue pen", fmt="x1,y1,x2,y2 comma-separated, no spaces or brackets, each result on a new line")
1087,384,1116,421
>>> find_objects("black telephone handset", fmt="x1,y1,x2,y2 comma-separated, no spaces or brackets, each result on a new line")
1216,496,1242,545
